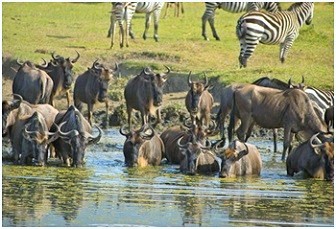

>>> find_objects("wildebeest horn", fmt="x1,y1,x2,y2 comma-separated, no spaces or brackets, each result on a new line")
12,94,23,102
183,117,193,128
214,139,226,153
58,121,79,138
309,133,324,150
143,67,152,75
16,58,24,67
177,136,188,148
38,58,49,68
119,125,130,136
242,142,249,155
164,65,171,74
92,59,102,70
86,125,103,145
187,71,192,86
71,50,80,63
203,73,208,87
301,75,305,84
139,125,155,139
51,52,61,61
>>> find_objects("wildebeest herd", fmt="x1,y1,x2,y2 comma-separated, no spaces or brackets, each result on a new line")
2,2,334,182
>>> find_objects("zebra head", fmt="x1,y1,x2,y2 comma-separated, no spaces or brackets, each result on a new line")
289,2,314,26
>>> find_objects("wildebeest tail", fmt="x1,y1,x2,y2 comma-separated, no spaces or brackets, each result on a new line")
228,90,236,142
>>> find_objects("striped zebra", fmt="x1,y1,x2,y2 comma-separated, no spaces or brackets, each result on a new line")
202,2,281,41
107,2,164,48
236,2,314,68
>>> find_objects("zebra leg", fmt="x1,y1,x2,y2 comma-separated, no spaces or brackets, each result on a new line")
279,36,295,63
107,13,113,38
153,10,161,42
201,12,210,41
143,13,152,40
240,39,259,68
208,16,220,41
129,24,135,39
110,20,117,49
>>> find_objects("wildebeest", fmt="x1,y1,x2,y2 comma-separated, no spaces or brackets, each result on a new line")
286,133,334,181
185,72,214,127
51,105,102,167
74,60,117,126
229,84,327,161
8,111,58,165
324,106,334,132
160,119,217,164
177,136,220,175
13,60,53,104
37,51,80,107
163,2,184,18
215,139,262,178
2,94,59,137
216,83,246,146
119,124,164,167
124,66,171,129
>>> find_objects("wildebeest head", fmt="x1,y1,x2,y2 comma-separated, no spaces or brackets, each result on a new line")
2,94,23,137
119,124,155,167
141,65,170,107
310,133,334,181
22,112,59,166
215,140,249,178
184,118,218,142
51,51,80,89
288,76,306,90
58,106,102,167
187,72,211,114
177,136,213,175
90,59,117,102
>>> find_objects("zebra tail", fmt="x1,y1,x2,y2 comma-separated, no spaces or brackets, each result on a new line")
236,18,247,39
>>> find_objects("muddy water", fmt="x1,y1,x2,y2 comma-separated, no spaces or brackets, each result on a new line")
2,128,334,227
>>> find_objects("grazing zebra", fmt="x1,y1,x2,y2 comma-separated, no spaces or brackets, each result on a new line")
107,2,164,48
236,2,314,68
202,2,281,41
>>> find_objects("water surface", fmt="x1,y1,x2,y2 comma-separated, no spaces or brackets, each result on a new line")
2,128,334,226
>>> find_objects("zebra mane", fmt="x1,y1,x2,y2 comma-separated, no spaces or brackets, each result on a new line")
287,2,305,11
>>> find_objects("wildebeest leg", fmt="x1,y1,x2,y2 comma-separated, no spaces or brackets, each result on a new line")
88,104,93,126
66,90,71,107
237,115,252,142
282,127,292,161
245,122,255,142
103,100,109,128
155,108,161,125
127,105,133,129
273,128,278,152
143,13,152,40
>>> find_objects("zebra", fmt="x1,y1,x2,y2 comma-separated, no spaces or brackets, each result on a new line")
236,2,314,68
107,2,164,48
163,2,184,18
202,2,281,41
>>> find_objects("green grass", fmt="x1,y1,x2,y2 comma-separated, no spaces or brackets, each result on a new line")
2,2,334,90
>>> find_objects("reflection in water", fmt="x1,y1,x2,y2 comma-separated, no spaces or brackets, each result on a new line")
2,129,334,227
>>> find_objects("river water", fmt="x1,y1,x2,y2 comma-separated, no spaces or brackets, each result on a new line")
2,128,334,227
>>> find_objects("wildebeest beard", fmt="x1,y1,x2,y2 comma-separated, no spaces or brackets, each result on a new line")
324,154,334,181
98,80,109,102
151,80,163,107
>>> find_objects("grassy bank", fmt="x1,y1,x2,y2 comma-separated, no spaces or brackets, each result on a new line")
2,2,334,89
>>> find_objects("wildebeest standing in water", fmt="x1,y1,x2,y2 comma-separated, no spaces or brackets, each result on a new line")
215,139,262,178
177,135,220,175
286,133,334,181
37,51,80,107
50,105,102,167
120,124,164,167
8,111,59,165
74,60,117,126
185,72,214,127
12,60,53,104
2,94,59,137
124,66,171,129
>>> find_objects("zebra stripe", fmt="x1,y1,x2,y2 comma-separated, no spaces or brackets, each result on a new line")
202,2,280,41
236,2,314,68
107,2,164,48
305,86,334,110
